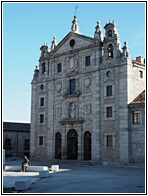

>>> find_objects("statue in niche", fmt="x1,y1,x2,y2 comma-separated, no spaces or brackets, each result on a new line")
69,102,76,119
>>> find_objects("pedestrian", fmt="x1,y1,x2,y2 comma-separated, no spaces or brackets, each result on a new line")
20,156,30,172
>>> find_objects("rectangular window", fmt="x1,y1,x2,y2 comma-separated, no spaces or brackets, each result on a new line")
106,85,112,96
85,56,90,66
24,139,30,150
139,70,143,78
57,63,62,73
69,79,76,94
106,107,112,117
133,111,140,124
107,135,113,147
40,114,44,123
40,97,44,106
5,139,12,150
39,136,43,146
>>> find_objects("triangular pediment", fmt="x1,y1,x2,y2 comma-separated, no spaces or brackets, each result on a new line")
49,32,95,56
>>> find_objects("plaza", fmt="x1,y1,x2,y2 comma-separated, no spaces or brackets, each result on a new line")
3,159,145,194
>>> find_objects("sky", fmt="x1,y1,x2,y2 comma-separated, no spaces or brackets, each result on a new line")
2,2,146,123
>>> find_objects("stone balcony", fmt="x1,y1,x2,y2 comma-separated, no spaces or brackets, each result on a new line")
59,117,84,125
63,90,81,99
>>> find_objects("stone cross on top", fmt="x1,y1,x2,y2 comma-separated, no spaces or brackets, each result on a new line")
75,5,78,16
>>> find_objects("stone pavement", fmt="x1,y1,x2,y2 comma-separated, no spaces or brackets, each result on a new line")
3,159,145,194
3,171,40,188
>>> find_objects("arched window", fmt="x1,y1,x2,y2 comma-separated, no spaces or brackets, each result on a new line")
108,30,112,38
107,44,113,59
42,51,45,57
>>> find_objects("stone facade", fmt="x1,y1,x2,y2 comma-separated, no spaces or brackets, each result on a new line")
30,16,145,165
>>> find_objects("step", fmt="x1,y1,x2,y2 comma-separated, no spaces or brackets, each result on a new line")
5,165,48,172
49,160,94,165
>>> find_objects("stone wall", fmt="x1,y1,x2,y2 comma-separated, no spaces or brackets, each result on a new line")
3,131,30,158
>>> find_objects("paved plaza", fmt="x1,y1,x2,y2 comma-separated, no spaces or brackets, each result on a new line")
3,159,145,194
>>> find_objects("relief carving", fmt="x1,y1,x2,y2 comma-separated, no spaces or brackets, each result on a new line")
69,57,75,70
84,77,91,88
56,82,62,93
69,56,77,72
83,104,91,114
56,106,62,116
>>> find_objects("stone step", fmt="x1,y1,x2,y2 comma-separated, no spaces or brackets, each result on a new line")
49,160,94,165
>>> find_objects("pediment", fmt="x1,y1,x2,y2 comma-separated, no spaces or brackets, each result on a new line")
49,32,95,56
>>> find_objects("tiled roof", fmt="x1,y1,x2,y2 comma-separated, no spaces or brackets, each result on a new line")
130,90,145,104
132,60,145,66
3,122,30,132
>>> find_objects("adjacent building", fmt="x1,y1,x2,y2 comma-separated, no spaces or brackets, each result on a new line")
30,16,145,165
128,90,145,164
3,122,30,158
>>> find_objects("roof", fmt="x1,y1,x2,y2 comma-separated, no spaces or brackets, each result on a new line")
132,60,145,67
3,122,30,132
129,90,145,104
48,31,96,56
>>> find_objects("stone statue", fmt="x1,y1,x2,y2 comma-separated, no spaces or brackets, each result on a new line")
70,102,76,119
33,66,39,79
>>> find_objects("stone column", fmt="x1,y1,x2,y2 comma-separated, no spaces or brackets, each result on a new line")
61,124,67,160
77,128,81,160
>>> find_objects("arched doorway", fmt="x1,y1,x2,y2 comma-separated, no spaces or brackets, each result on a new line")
55,132,61,159
67,129,78,160
84,131,91,160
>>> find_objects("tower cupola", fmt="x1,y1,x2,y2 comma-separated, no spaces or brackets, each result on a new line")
102,20,122,61
40,42,49,58
104,20,119,40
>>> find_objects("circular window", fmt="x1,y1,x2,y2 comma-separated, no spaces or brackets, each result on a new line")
106,71,112,78
40,84,44,90
69,39,75,47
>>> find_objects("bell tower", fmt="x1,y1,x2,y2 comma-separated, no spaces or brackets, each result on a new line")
102,20,121,63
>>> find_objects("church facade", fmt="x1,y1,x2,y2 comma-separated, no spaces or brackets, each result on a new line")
30,16,145,165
